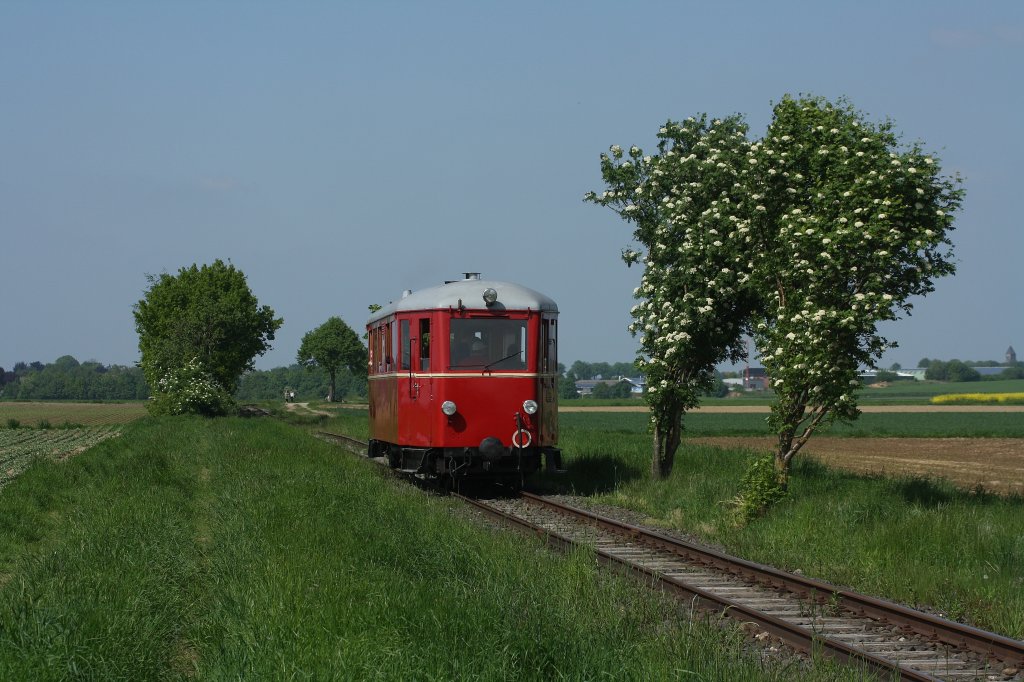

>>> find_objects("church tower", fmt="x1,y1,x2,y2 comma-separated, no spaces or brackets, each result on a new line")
1008,346,1017,365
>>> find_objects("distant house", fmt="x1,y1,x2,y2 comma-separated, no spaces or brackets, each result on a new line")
743,367,769,390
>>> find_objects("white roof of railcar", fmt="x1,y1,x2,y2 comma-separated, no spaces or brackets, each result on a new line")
368,276,557,325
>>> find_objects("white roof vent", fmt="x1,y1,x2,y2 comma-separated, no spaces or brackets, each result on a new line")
463,272,481,280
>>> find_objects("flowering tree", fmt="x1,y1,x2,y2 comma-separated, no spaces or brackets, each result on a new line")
748,96,963,482
589,97,963,492
585,115,755,478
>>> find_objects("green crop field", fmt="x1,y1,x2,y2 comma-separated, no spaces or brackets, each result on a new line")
0,401,147,427
0,427,122,489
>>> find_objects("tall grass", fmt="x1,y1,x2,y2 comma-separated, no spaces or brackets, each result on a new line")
547,417,1024,639
0,417,861,680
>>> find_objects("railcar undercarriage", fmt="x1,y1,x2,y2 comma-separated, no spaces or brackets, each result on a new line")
367,439,561,481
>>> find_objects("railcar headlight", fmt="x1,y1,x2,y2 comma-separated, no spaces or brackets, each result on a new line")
441,400,457,416
522,400,538,415
482,288,498,306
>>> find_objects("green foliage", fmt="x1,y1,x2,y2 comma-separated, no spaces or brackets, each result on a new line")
134,259,282,399
6,419,20,429
557,372,580,400
925,359,981,382
0,356,149,400
590,380,634,399
731,454,788,524
235,364,366,402
147,358,235,416
568,360,637,380
296,317,367,402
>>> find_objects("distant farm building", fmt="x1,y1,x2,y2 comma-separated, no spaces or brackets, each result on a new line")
574,376,645,396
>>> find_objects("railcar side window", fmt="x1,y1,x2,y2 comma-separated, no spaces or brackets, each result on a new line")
419,319,430,371
449,318,527,370
400,320,410,371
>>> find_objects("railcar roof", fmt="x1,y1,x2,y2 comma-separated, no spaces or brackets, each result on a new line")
368,278,557,324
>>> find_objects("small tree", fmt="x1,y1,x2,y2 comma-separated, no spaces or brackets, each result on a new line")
134,259,282,415
558,372,580,400
586,115,755,478
748,95,963,483
297,317,367,402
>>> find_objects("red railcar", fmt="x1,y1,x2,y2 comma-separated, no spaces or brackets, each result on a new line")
367,273,561,482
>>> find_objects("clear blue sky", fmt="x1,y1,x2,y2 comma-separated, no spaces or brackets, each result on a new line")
2,1,1021,372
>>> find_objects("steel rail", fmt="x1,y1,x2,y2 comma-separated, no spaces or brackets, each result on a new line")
520,491,1024,668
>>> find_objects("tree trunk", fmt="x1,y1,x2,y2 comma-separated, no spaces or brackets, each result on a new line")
651,408,683,479
774,402,831,489
328,369,336,402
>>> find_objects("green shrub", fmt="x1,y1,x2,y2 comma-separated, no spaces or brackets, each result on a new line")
147,358,235,417
731,454,788,524
5,419,19,429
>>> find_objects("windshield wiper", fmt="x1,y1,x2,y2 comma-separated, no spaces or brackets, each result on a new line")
484,353,521,371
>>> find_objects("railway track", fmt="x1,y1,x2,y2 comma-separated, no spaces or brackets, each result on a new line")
316,431,1024,681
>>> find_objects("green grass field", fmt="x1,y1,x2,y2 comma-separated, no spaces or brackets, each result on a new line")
560,410,1024,438
0,416,863,680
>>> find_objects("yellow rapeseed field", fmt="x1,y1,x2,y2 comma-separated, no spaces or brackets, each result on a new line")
930,392,1024,405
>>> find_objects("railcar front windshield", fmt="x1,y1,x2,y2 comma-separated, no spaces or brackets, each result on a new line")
449,318,528,370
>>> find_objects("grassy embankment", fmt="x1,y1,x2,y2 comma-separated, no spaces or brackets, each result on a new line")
0,415,865,680
313,407,1024,640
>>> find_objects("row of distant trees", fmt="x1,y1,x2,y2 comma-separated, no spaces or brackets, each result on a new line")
916,358,1024,382
0,357,149,400
0,356,367,403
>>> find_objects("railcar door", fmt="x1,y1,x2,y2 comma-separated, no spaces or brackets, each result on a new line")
402,316,433,446
538,314,558,444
